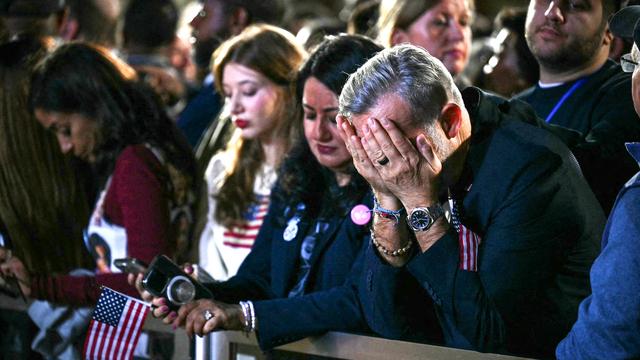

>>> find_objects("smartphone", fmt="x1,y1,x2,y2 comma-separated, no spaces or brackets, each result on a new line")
142,255,213,306
113,257,147,274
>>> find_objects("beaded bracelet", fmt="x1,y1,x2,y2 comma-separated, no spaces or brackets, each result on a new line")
373,198,405,225
370,230,413,256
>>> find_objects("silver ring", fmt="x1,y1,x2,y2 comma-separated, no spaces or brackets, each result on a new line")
203,309,214,322
377,156,389,166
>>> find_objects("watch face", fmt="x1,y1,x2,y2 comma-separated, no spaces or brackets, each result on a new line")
410,208,434,231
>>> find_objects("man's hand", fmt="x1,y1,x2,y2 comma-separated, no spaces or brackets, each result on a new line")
356,116,443,209
338,115,400,207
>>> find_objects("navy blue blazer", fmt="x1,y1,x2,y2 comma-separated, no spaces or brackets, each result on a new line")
359,88,605,358
206,190,373,349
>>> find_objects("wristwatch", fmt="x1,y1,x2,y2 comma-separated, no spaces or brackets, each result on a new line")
407,205,445,232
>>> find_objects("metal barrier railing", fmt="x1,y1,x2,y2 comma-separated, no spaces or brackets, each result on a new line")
1,294,530,360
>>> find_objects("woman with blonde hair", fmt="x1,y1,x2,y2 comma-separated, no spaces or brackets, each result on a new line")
198,24,306,280
377,0,474,86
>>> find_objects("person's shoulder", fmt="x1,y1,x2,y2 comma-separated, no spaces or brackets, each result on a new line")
590,60,631,93
473,111,568,181
117,144,158,162
114,144,164,174
204,151,231,193
206,151,229,173
512,85,536,100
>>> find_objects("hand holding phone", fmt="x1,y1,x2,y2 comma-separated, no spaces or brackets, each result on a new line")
114,257,147,274
142,255,213,308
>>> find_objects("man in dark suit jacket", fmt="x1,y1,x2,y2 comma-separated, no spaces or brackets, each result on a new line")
337,44,605,358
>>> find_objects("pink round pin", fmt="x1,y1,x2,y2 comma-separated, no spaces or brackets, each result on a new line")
350,204,371,225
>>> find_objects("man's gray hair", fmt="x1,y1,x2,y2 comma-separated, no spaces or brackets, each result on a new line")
339,44,462,127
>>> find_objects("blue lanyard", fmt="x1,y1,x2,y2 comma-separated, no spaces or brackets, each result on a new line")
544,78,587,123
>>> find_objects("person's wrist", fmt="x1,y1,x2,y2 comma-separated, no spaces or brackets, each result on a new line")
373,191,401,210
232,304,245,330
238,301,256,333
371,219,412,267
414,217,450,252
401,193,439,211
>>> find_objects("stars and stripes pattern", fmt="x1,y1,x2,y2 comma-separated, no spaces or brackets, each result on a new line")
449,196,482,272
222,195,270,249
83,287,149,360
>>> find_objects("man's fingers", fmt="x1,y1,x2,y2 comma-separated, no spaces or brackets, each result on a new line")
366,118,402,166
379,117,416,156
337,115,355,143
203,316,218,333
361,126,386,165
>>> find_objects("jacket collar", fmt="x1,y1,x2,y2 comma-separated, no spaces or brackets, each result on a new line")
626,143,640,167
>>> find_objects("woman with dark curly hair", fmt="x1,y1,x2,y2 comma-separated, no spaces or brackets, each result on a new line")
0,42,197,306
134,34,384,351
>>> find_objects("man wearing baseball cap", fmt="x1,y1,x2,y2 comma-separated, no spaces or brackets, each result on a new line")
556,5,640,359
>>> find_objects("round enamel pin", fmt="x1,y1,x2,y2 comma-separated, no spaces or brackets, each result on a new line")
350,204,371,225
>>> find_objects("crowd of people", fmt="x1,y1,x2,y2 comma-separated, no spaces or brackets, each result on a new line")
0,0,638,359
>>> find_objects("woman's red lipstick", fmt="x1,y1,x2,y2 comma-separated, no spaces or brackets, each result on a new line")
235,119,249,129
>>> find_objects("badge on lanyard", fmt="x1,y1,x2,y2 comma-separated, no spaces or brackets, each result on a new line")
283,217,300,241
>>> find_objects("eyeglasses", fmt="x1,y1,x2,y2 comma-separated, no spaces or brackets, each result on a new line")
621,53,639,73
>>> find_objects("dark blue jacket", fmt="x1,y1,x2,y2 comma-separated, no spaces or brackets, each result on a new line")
359,88,605,358
556,143,640,359
206,190,373,349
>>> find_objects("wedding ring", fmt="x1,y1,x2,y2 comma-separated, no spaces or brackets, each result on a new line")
203,309,214,322
377,156,389,166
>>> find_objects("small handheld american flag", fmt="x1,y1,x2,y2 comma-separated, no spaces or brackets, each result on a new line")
83,287,149,360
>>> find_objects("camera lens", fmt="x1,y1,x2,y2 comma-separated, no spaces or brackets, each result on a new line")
166,275,196,305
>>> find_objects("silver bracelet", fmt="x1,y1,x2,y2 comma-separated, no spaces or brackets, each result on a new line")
247,300,256,332
238,300,256,333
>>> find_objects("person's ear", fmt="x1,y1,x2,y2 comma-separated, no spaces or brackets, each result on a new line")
59,18,79,41
609,36,626,61
390,28,409,46
229,8,249,36
439,103,463,139
56,8,76,40
603,27,613,47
